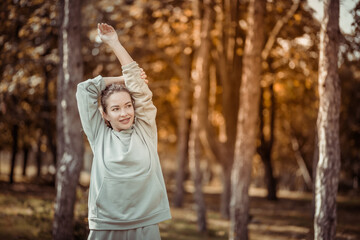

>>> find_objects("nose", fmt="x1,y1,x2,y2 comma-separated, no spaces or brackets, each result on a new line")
119,108,127,116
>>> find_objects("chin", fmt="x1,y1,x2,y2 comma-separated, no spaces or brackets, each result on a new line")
118,122,134,131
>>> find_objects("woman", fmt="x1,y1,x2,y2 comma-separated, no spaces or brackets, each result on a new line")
76,23,171,240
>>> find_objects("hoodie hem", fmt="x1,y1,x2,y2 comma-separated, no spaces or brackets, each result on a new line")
88,209,171,230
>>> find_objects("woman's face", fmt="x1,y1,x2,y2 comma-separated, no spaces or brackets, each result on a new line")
103,91,135,131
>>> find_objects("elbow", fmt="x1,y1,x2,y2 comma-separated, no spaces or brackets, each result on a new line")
77,81,86,90
76,81,87,94
76,83,86,100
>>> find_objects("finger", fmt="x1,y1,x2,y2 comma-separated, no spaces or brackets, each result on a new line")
101,23,109,33
144,79,149,84
101,24,109,33
100,23,107,34
108,25,115,31
104,24,113,33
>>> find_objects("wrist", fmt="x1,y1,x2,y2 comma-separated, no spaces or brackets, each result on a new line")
107,40,122,48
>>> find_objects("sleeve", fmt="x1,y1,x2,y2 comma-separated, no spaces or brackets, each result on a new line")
122,61,157,137
76,75,106,144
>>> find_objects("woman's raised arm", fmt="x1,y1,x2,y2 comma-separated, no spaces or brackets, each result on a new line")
98,23,157,137
98,23,134,66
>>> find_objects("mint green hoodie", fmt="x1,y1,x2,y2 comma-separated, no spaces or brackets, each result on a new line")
76,61,171,230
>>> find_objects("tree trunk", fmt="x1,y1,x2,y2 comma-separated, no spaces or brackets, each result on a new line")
221,164,232,217
188,0,215,232
257,0,301,201
314,0,341,239
262,153,277,200
174,50,192,208
311,127,319,238
214,0,242,219
44,67,57,169
53,0,84,239
36,136,42,177
259,83,277,201
22,143,30,177
9,124,19,184
230,0,265,239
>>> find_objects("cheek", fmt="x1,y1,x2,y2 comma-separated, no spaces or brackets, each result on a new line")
107,112,118,120
127,107,135,116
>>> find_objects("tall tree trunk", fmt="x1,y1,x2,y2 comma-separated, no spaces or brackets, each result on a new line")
9,124,19,184
221,164,232,217
230,0,265,239
211,0,242,219
311,128,319,238
36,135,42,177
314,0,341,239
188,0,215,232
22,143,30,177
174,50,192,208
53,0,84,239
44,68,57,169
259,84,277,200
219,0,241,219
257,0,300,201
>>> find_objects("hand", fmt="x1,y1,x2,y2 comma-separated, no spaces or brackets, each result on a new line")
98,23,119,45
140,68,149,85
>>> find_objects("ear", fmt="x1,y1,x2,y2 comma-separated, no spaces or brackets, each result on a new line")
99,106,109,121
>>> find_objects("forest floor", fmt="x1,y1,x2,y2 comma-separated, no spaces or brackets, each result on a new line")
0,175,359,240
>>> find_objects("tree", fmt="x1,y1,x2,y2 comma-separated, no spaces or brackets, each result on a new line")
258,80,277,200
173,50,192,207
52,0,84,239
209,0,244,219
258,0,301,200
230,0,265,239
9,124,19,184
188,0,215,232
314,0,341,239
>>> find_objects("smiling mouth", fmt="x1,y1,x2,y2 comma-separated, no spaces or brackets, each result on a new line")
119,117,131,124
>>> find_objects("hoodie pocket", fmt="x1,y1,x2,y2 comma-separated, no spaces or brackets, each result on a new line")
95,173,164,221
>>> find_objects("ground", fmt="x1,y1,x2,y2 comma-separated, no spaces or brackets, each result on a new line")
0,177,359,240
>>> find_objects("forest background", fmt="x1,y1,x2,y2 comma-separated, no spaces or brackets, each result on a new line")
0,0,360,239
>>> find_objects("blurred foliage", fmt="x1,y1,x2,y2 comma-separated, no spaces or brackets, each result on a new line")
0,0,58,154
0,0,359,191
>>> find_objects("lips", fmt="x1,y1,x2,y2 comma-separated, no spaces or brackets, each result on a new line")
119,117,131,124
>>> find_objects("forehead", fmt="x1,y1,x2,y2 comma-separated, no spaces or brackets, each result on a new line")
106,91,132,106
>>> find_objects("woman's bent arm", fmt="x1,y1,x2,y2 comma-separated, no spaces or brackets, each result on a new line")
76,76,106,144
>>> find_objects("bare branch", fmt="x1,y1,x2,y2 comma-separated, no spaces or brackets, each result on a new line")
262,0,301,60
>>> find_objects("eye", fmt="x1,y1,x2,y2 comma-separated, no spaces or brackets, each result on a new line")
112,107,119,111
126,104,132,108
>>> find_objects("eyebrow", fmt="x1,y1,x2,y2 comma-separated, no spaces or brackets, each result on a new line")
110,101,132,108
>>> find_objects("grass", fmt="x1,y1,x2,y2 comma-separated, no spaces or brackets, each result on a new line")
0,178,359,240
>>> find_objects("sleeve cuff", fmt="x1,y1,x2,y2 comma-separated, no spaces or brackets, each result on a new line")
121,61,138,71
92,75,105,91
